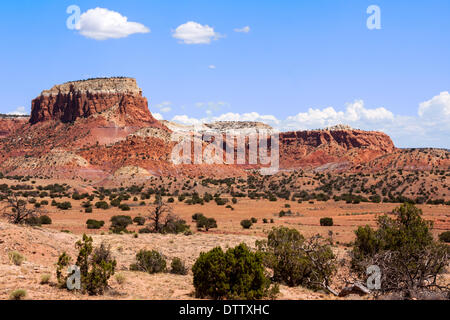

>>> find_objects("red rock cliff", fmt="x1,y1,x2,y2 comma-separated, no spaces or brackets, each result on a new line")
279,126,396,168
30,77,161,127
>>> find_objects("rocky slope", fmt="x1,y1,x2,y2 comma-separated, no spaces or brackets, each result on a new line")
0,116,28,138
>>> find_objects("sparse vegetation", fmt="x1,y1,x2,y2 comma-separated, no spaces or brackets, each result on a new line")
9,289,27,300
170,257,188,275
9,251,25,266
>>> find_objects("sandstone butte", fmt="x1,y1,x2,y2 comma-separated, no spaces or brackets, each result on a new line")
0,77,447,183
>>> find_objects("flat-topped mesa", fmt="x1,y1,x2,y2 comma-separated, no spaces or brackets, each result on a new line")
30,77,160,126
40,77,142,96
280,128,396,153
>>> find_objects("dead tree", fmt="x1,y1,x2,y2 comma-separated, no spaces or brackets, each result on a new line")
2,193,40,224
147,197,172,233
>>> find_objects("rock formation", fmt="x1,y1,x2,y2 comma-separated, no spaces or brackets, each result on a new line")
29,77,161,127
0,77,446,183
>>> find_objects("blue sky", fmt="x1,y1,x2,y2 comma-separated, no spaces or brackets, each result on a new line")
0,1,449,148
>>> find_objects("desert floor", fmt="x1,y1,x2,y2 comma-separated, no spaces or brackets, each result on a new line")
0,196,449,300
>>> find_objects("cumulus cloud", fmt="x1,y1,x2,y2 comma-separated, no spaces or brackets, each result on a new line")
284,100,394,130
172,21,219,44
234,26,250,33
208,65,216,69
168,94,450,148
153,113,164,120
418,91,450,119
76,8,150,40
7,106,27,115
172,115,202,125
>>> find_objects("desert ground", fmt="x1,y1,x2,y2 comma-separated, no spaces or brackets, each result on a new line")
0,174,449,300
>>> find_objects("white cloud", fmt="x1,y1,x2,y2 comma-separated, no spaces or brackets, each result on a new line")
208,65,216,69
77,8,150,40
168,94,450,148
153,113,164,120
418,91,450,119
7,106,27,115
155,101,172,113
172,115,202,125
285,100,394,130
234,26,250,33
172,21,219,44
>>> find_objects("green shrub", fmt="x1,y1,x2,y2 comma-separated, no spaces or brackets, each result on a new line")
256,227,336,291
251,217,258,223
40,274,51,284
115,273,126,285
439,231,450,243
263,218,268,224
320,217,333,226
161,216,190,234
110,199,121,207
9,289,27,300
39,215,52,225
56,252,71,286
351,203,449,296
170,257,188,275
119,204,130,211
130,250,166,274
240,219,253,229
25,216,41,226
214,197,228,206
56,236,116,295
196,215,217,231
138,227,152,234
57,201,72,210
95,201,109,210
168,197,175,203
9,251,25,266
192,243,274,299
110,215,132,233
133,216,146,226
192,213,205,222
86,219,105,229
85,207,93,213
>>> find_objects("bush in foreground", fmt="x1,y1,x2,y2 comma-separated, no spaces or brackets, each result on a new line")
56,235,116,295
192,243,277,300
256,227,336,292
351,203,449,298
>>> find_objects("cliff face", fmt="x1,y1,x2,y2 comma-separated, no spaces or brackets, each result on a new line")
29,78,161,127
279,128,396,169
280,129,395,153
